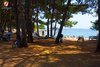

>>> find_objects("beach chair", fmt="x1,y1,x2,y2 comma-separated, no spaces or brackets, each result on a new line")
89,36,98,40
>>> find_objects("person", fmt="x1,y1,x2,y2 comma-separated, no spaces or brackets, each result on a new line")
42,31,44,36
3,30,12,41
77,36,84,42
13,39,22,48
59,34,63,43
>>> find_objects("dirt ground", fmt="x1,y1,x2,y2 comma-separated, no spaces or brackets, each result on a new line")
0,38,100,67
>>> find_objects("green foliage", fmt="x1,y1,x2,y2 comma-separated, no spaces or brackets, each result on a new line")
39,24,45,29
69,4,88,14
33,23,45,31
38,20,46,25
0,0,97,31
64,20,77,28
91,20,99,30
33,23,37,32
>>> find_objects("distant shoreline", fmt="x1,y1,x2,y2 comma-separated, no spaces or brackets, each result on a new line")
63,37,89,41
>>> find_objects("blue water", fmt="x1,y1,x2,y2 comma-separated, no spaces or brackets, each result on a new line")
62,29,98,38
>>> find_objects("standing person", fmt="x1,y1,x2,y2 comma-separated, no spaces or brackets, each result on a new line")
42,31,44,36
59,34,63,43
77,36,84,43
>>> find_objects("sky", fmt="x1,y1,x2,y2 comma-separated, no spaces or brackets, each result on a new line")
69,13,98,29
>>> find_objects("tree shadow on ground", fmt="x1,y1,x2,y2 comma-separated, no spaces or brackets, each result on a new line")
0,51,100,67
0,39,100,67
32,38,56,46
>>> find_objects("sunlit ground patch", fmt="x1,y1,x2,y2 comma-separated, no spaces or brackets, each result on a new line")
67,45,79,49
0,59,3,65
56,50,81,54
48,57,61,63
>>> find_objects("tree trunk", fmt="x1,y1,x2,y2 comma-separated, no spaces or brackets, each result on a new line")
25,0,33,43
31,0,35,34
54,21,57,36
47,18,50,37
21,21,27,47
15,0,21,41
0,14,1,26
50,0,55,37
96,0,100,52
36,9,39,36
15,0,21,47
36,1,39,36
47,5,51,37
18,0,28,47
8,12,12,32
55,0,71,44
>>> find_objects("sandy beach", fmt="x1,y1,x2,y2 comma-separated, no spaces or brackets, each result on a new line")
63,37,89,41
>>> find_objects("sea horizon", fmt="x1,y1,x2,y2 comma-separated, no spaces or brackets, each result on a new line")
62,28,98,38
39,28,98,39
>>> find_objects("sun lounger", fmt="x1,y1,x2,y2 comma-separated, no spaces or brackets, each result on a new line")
89,36,98,40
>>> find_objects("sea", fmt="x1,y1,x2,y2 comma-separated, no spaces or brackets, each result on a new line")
62,28,98,38
40,28,98,39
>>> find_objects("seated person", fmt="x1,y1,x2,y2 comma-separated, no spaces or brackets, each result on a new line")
13,39,22,48
3,30,12,41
